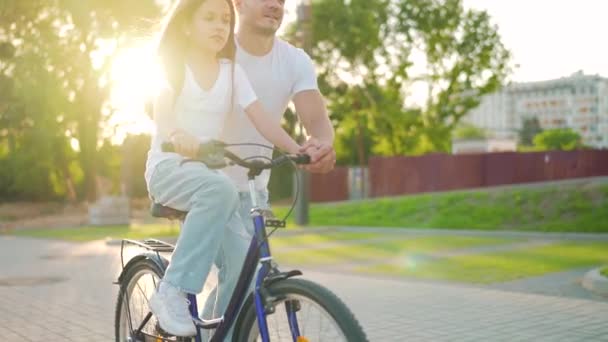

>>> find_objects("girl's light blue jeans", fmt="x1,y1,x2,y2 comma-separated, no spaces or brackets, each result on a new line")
148,158,266,340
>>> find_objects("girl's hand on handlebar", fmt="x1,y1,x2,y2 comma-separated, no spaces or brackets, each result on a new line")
169,129,199,158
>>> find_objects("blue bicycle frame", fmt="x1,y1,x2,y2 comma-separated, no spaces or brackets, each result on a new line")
184,177,302,342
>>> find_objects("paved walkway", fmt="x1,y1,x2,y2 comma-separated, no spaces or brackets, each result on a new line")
491,267,608,302
1,236,608,341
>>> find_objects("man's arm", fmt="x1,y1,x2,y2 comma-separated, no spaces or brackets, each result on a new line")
293,89,336,173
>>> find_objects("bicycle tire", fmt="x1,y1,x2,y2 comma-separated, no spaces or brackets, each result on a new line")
234,278,368,342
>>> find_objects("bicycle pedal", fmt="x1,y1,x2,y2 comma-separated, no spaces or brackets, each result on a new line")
265,219,286,228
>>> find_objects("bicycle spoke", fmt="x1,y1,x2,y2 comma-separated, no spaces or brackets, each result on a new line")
119,267,167,341
248,294,348,342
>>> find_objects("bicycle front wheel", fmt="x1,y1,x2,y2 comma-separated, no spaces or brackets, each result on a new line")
234,278,368,342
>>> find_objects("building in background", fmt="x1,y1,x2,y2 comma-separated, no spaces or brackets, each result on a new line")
463,71,608,148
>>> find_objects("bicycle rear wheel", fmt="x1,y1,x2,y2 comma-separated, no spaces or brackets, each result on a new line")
115,258,193,342
234,278,367,342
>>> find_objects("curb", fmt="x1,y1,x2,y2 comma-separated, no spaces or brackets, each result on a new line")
581,268,608,296
105,238,123,246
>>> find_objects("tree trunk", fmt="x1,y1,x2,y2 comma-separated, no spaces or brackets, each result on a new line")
77,78,102,203
78,114,98,202
356,116,366,197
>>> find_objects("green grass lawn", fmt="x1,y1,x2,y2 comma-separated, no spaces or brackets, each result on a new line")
357,242,608,284
270,231,379,248
273,236,519,265
8,224,180,242
274,182,608,232
601,266,608,278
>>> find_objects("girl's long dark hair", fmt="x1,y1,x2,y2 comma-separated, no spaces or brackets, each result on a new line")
157,0,236,96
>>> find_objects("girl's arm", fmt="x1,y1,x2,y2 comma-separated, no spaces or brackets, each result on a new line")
234,63,300,153
152,86,176,140
244,101,301,154
153,86,198,157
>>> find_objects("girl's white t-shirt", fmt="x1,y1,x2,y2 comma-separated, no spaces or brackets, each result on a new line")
145,59,257,185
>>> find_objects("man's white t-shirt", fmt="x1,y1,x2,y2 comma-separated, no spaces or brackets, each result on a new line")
221,37,319,192
145,59,257,185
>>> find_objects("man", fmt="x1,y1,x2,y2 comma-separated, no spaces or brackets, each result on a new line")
203,0,335,339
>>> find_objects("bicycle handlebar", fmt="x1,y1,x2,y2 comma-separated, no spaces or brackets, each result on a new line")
161,141,311,171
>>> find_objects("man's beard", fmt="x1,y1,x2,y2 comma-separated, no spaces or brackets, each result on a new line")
250,21,280,36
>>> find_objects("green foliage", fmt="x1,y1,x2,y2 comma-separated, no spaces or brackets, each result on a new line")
519,117,543,146
120,134,152,198
267,162,295,202
533,129,583,151
0,0,160,201
453,123,487,140
294,0,511,163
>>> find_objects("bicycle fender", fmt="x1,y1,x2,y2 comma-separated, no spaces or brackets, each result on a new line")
263,269,303,287
115,252,169,285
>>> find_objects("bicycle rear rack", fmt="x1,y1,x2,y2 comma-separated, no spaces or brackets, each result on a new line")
118,238,175,275
122,238,176,253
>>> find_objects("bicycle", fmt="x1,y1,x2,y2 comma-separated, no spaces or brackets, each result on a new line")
114,141,368,342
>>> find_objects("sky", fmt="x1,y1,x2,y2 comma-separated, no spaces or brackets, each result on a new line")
284,0,608,82
463,0,608,82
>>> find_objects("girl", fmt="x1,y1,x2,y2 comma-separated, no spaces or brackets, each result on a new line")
145,0,301,336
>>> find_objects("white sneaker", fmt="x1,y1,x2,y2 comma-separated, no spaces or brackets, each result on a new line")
149,282,197,337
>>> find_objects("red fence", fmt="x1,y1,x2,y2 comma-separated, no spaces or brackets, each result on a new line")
310,166,349,202
309,150,608,201
368,150,608,198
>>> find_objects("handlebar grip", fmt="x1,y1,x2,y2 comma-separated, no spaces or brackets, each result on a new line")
293,154,311,165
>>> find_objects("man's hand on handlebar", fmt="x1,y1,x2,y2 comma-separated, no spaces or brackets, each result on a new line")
299,137,336,174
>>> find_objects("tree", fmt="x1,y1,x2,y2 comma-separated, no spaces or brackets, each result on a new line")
120,134,151,198
0,3,77,200
0,0,160,201
291,0,511,163
519,117,543,146
533,129,583,151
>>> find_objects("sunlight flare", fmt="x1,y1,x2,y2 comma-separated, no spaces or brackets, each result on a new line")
107,42,162,143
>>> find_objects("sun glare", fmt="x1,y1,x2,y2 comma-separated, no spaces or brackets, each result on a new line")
107,42,162,144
